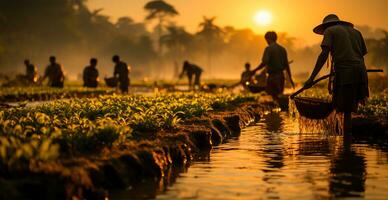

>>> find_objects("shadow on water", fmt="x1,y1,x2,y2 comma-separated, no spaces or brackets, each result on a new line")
110,112,388,200
329,136,366,198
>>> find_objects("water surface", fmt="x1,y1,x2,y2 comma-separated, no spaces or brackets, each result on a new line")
112,112,388,200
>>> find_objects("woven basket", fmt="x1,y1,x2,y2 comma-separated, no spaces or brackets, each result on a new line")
294,97,334,119
104,77,118,87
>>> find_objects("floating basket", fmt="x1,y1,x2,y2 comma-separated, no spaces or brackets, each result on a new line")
294,97,334,119
104,77,118,87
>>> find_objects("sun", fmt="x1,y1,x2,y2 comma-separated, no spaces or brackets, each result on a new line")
254,10,272,26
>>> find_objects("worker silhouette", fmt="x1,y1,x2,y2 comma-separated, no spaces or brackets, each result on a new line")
240,63,255,90
83,58,99,88
179,61,203,91
112,55,130,93
304,14,369,134
253,31,295,100
24,59,38,84
42,56,65,88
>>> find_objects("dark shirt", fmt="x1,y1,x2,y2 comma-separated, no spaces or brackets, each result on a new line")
26,64,37,81
262,42,289,74
183,63,203,76
83,66,99,87
321,24,367,66
44,63,64,85
114,61,130,81
321,24,368,85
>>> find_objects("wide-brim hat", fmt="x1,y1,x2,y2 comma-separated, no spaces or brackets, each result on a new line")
313,14,353,35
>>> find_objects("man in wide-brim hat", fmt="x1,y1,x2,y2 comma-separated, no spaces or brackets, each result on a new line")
304,14,369,135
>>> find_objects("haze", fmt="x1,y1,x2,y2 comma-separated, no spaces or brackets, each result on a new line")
89,0,388,46
0,0,387,81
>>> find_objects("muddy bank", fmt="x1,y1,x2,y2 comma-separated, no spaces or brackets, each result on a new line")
0,102,269,200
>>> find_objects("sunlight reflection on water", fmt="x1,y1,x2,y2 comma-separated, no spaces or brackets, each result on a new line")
112,112,388,200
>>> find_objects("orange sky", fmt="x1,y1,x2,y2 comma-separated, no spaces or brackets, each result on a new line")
88,0,388,46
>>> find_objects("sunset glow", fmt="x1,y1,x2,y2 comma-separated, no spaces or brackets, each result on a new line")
253,10,272,26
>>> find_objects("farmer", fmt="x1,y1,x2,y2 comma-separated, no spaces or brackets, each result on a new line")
240,63,254,89
83,58,99,88
179,61,203,91
112,55,131,93
42,56,65,88
253,31,295,100
24,59,38,84
303,14,369,134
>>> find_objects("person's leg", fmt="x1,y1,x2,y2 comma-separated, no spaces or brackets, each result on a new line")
279,73,285,95
122,85,129,93
119,81,129,93
187,74,193,91
267,73,280,102
344,111,352,135
194,73,201,90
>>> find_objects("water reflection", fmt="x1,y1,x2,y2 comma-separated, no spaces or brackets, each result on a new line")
329,136,366,198
261,113,285,199
111,112,388,200
262,113,285,170
110,166,188,199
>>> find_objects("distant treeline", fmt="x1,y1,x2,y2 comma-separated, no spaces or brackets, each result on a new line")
0,0,387,80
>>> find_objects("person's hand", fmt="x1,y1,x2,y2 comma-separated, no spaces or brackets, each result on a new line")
304,78,314,89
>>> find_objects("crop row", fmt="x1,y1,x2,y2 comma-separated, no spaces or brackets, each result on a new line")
0,86,116,102
0,93,257,169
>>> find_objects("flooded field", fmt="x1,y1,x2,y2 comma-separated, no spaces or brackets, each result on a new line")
114,112,388,200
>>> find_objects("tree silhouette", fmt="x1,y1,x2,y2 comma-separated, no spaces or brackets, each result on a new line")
144,0,179,55
161,25,193,77
367,31,388,71
116,17,148,40
197,16,223,77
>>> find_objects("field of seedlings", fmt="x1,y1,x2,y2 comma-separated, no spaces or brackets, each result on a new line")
1,93,258,155
0,76,387,199
0,86,116,102
0,92,264,199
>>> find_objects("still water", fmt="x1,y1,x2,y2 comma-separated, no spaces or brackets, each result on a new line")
112,112,388,200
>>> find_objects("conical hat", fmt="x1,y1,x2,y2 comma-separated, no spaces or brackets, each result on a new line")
313,14,353,35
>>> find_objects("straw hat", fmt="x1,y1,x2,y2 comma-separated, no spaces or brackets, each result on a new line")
313,14,353,35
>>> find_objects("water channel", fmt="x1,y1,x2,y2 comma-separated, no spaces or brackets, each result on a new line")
111,112,388,200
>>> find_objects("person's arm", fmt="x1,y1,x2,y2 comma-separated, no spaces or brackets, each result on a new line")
304,46,330,88
179,65,186,79
41,66,49,81
284,52,295,88
359,31,368,56
59,65,65,82
114,65,119,78
252,47,269,73
252,62,266,74
83,68,87,85
285,64,295,88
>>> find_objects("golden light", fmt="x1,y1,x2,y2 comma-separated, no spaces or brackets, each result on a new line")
253,10,272,26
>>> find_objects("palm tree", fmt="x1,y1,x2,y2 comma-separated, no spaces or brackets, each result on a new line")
161,25,193,78
198,16,223,77
144,0,179,55
198,17,222,40
161,26,192,51
115,17,148,39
